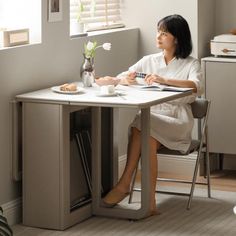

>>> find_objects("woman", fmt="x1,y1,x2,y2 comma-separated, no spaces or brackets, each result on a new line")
103,14,203,216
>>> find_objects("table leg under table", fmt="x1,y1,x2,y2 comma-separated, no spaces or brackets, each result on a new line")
92,107,152,219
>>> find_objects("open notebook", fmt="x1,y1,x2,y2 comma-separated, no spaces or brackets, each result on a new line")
140,84,193,92
134,73,193,92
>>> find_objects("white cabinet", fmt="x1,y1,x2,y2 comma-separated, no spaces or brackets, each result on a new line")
202,57,236,154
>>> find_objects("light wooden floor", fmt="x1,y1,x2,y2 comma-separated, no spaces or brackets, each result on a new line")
202,170,236,191
136,170,236,192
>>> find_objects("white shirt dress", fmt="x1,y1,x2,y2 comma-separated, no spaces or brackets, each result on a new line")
119,52,203,153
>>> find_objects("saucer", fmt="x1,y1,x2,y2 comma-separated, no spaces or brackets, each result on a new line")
96,92,118,97
96,91,127,98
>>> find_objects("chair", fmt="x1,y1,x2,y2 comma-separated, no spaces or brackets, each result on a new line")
128,98,211,209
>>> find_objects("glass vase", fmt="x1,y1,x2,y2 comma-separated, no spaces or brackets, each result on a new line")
80,54,95,87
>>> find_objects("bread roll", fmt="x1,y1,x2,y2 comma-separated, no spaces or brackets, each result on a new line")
60,83,69,91
65,83,77,91
60,83,77,91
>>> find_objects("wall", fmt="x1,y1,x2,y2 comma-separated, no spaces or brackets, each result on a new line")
197,0,216,59
0,0,139,206
215,0,236,35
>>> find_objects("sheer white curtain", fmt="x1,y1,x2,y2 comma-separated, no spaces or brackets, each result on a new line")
70,0,124,31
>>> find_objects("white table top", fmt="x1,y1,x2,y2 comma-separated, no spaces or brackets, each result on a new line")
16,83,192,109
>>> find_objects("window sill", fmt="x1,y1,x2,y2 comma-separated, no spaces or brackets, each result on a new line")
0,41,41,51
70,26,138,39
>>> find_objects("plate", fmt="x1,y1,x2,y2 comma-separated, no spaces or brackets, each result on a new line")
51,86,85,94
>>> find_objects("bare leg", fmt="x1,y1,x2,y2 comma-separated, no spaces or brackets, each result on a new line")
116,127,142,193
103,127,161,214
102,127,141,205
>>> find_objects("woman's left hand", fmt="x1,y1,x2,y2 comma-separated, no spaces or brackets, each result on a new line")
145,74,197,92
145,74,166,85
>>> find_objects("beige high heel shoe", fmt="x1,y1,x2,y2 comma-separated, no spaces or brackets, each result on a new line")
102,189,130,207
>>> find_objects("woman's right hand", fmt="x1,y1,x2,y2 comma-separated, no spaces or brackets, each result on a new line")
120,72,137,85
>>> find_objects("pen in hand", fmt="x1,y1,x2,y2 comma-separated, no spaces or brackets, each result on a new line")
135,72,153,85
135,72,147,79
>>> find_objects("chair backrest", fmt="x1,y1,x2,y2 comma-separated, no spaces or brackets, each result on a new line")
191,98,211,146
191,98,210,119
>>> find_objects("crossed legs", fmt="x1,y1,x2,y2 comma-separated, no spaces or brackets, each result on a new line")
103,127,161,215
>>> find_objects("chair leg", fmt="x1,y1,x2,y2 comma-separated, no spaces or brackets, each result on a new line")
206,151,211,198
187,150,202,209
205,129,211,198
203,152,207,178
128,166,138,204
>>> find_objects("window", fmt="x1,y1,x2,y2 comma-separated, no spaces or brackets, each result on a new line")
70,0,124,35
0,0,41,48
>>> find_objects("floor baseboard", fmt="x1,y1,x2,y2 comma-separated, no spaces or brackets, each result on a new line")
158,152,198,176
119,152,199,177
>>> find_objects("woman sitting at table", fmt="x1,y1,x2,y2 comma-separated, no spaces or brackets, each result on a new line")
102,14,203,216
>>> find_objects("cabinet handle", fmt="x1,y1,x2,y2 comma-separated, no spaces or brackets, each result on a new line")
222,48,236,53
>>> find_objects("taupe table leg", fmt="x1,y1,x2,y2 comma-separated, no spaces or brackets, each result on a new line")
92,107,151,219
91,107,102,213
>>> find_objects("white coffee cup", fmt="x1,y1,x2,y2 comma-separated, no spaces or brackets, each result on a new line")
100,85,115,95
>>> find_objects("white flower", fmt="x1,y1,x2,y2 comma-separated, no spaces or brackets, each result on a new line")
102,43,111,51
86,41,94,51
84,41,111,58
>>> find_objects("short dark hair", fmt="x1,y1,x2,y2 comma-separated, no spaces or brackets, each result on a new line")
157,14,192,59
